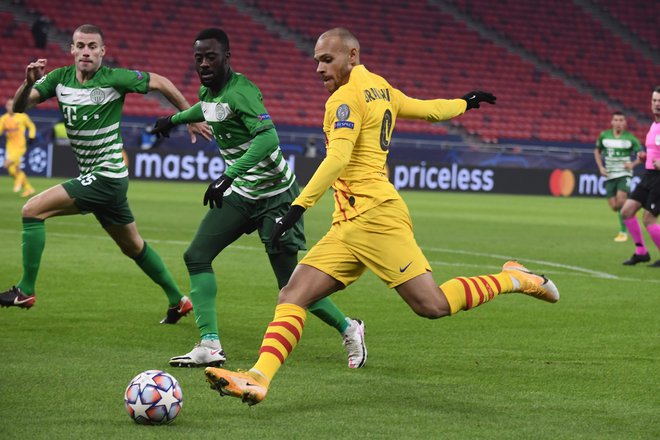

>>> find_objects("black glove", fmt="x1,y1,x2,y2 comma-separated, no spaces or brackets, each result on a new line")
151,115,176,138
28,137,36,146
203,174,233,209
270,205,305,249
461,90,496,110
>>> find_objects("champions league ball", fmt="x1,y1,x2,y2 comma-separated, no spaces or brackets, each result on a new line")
124,370,183,425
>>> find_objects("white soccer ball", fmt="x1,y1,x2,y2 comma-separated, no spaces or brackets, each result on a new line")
124,370,183,425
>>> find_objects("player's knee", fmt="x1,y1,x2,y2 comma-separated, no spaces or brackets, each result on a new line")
620,206,635,219
277,284,307,306
411,302,450,319
183,248,212,273
21,199,39,218
120,241,143,258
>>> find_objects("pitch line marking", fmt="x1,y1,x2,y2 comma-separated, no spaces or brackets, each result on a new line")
422,246,618,279
1,229,657,283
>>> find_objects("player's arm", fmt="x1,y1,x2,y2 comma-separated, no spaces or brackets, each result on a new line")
148,73,212,142
14,59,48,112
394,89,495,121
268,138,354,246
593,147,607,176
201,128,282,209
293,138,354,210
627,137,644,169
224,128,279,179
25,115,37,141
395,89,467,121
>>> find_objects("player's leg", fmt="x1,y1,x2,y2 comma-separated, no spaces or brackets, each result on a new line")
87,175,185,316
13,150,34,197
267,251,365,368
642,196,660,267
170,201,248,366
267,251,348,331
354,199,558,316
205,229,359,405
612,181,628,241
4,157,21,192
1,183,79,308
105,221,188,316
259,187,354,333
396,261,559,318
621,180,650,265
205,263,343,405
257,183,364,364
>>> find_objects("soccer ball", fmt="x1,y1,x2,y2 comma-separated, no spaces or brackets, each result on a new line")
124,370,183,425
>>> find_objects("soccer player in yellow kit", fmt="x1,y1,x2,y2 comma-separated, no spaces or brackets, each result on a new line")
204,28,560,406
0,98,36,196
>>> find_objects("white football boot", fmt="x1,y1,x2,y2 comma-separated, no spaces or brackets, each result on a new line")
169,339,226,367
342,318,367,369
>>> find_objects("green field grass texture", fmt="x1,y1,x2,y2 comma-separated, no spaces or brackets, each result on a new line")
0,177,658,440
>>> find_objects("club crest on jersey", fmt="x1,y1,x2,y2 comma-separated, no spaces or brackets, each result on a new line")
134,70,143,80
90,88,105,104
336,104,350,121
215,103,229,121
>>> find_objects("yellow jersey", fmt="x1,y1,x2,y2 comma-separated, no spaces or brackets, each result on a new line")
294,64,467,223
0,112,36,151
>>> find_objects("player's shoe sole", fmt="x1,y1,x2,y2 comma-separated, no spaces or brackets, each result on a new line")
502,261,559,303
205,368,268,406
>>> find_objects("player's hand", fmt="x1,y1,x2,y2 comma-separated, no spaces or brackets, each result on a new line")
461,90,496,110
187,121,213,144
152,115,175,138
25,59,47,86
203,174,233,209
598,165,607,177
270,205,305,249
624,161,634,170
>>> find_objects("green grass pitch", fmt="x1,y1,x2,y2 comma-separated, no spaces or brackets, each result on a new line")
0,176,658,439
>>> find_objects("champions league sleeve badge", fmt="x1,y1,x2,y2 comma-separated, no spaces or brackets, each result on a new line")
334,104,354,129
336,104,350,121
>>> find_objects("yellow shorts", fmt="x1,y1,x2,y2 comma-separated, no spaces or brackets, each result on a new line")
300,198,431,288
5,145,26,164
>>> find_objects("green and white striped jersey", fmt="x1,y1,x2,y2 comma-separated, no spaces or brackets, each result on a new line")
174,72,294,200
596,129,641,180
34,65,150,178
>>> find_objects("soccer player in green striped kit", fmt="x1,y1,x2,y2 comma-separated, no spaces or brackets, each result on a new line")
152,28,367,369
0,24,211,324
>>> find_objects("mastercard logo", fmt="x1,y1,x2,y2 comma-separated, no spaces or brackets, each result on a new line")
549,169,575,197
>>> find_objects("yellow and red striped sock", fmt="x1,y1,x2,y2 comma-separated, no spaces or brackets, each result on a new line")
251,303,307,383
440,272,514,315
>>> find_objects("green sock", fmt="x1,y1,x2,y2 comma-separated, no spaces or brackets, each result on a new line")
133,242,182,306
617,210,626,233
268,252,350,334
17,218,46,295
189,272,219,338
